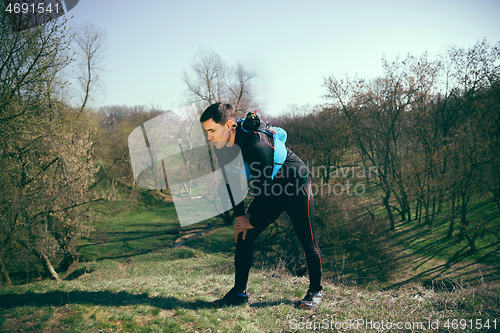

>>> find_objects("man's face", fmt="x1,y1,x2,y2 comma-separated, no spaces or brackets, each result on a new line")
202,118,232,149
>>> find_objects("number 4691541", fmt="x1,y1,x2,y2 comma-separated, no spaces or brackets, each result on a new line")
5,2,61,14
444,319,497,330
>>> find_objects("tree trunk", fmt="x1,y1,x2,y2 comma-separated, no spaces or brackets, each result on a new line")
324,163,331,185
423,193,430,225
399,184,410,222
464,233,477,254
392,185,406,222
406,198,412,222
437,189,443,213
458,192,468,242
0,256,11,286
17,239,61,281
447,218,455,239
418,198,423,223
429,194,436,233
415,198,420,222
447,194,456,238
40,253,62,281
399,201,406,222
493,193,500,215
383,191,395,230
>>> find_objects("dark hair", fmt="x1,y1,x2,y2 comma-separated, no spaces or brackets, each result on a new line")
200,103,235,125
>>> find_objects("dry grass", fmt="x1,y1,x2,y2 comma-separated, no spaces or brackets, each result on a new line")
1,247,499,332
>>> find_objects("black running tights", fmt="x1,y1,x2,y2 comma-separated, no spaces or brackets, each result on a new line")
234,180,322,292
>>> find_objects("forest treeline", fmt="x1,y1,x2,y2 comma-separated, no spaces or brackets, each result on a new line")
1,3,499,286
274,41,500,253
258,42,500,279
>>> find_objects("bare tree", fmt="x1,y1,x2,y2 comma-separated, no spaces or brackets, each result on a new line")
94,105,164,183
271,105,350,185
182,47,258,116
183,48,226,106
0,7,113,284
1,3,71,284
73,24,106,113
227,62,257,114
323,53,440,229
440,41,500,250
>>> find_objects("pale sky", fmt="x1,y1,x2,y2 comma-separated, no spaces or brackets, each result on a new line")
63,0,500,115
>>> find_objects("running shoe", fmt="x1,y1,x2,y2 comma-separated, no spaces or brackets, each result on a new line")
212,288,248,307
300,289,322,310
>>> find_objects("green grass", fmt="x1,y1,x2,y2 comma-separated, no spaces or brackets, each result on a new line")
378,192,500,284
75,182,255,264
323,165,500,281
1,248,499,332
78,203,180,261
76,181,227,262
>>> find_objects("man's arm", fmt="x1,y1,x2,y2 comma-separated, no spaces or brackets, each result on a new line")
212,146,247,217
244,133,275,227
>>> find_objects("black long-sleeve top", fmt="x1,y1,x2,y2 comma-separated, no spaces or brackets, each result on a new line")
213,121,310,227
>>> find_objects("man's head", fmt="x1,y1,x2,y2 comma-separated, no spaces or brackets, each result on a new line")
200,103,237,149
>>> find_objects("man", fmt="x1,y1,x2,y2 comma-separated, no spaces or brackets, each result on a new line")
200,103,323,310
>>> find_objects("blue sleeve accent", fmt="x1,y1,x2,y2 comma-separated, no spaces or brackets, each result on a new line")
271,138,287,179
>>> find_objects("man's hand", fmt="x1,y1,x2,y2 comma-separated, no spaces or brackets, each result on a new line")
234,214,254,243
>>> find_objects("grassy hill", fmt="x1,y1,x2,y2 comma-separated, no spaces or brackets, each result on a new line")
1,182,500,332
1,247,499,332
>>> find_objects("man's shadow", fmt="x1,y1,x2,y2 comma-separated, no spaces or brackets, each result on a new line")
0,290,299,310
249,299,297,308
0,290,211,310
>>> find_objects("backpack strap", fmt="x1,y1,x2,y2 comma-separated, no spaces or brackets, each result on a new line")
239,118,287,180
